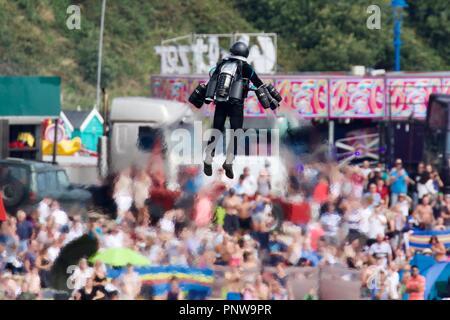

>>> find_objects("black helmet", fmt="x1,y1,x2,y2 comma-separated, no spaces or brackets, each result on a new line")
230,41,249,58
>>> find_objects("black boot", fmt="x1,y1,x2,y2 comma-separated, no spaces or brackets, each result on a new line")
222,162,234,179
203,161,212,176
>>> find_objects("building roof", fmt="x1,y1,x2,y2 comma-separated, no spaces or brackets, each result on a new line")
61,109,104,132
63,110,90,129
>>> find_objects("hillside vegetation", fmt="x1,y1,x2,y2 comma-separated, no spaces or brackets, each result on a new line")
0,0,449,108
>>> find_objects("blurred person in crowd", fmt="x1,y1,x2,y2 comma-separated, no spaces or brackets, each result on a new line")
343,238,361,269
92,260,107,294
405,265,425,300
368,166,383,186
113,168,133,221
238,194,253,234
50,201,69,231
222,189,241,236
375,178,389,203
434,217,447,231
417,169,436,201
389,159,414,206
432,193,446,221
233,175,245,196
69,258,93,292
360,160,372,179
350,167,365,199
365,183,381,207
395,193,411,218
35,247,52,288
74,278,105,300
312,175,329,204
16,210,33,253
270,279,289,300
319,202,341,245
414,194,434,230
368,234,392,268
429,235,447,262
268,233,287,266
386,262,400,300
242,282,256,300
367,201,388,243
387,205,406,251
103,225,126,248
273,261,288,287
427,164,444,195
242,167,257,197
166,277,184,300
24,265,41,297
133,169,152,212
254,274,270,300
47,235,64,263
286,232,303,266
257,168,271,197
413,162,425,195
120,264,142,300
442,195,450,226
37,197,52,225
65,216,84,244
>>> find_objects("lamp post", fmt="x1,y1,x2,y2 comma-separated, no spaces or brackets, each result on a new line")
391,0,408,71
386,0,408,168
96,0,107,109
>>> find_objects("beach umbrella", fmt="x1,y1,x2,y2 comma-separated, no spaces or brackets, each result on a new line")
89,247,150,267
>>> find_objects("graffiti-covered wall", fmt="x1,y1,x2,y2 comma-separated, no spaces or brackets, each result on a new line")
151,74,450,120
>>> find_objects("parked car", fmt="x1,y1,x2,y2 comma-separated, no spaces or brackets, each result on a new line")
0,158,92,214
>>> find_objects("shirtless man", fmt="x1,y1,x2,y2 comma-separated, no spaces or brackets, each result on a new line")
222,188,242,236
414,194,434,230
238,195,254,233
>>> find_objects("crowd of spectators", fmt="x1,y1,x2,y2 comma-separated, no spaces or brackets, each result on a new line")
0,158,449,300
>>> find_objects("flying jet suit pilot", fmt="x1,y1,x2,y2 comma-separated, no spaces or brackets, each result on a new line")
188,41,282,179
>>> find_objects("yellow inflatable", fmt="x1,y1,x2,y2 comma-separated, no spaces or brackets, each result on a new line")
42,137,82,156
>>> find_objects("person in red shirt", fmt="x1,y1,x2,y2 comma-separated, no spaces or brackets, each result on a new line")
376,178,389,203
405,265,426,300
313,176,329,204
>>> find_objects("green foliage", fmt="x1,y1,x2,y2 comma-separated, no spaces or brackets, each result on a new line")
0,0,448,109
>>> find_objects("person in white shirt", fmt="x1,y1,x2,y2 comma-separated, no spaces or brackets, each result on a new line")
159,211,175,235
358,199,373,238
396,193,411,218
242,167,257,197
65,217,84,245
120,265,142,300
47,238,63,263
368,234,393,267
50,201,69,229
345,206,362,240
385,262,400,300
368,204,388,240
37,197,52,224
361,160,372,179
113,169,133,221
103,226,125,248
320,203,342,245
69,258,93,292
